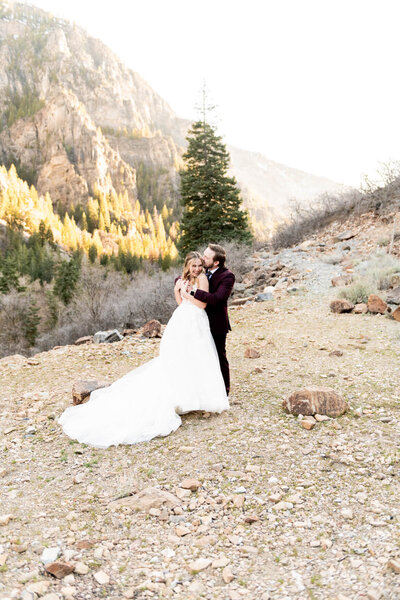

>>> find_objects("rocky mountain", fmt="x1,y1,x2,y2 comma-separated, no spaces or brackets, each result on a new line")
0,1,344,237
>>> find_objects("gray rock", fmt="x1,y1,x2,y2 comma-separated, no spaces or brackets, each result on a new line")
386,286,400,304
255,293,274,302
234,282,246,292
335,229,357,241
93,329,123,343
41,546,60,565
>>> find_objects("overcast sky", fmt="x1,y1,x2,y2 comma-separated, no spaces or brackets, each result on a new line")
28,0,400,186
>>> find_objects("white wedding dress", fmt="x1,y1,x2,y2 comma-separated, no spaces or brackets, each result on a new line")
58,286,229,448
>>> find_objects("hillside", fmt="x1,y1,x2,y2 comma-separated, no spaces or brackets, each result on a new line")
1,224,400,597
0,1,344,239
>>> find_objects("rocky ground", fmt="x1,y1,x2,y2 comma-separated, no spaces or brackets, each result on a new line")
1,214,400,600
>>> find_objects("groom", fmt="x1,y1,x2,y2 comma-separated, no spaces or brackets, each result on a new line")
183,244,235,395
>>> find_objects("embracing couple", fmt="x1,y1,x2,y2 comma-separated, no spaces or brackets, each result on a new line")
59,244,235,448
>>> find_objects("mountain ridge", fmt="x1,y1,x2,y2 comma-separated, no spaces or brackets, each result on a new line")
0,1,345,238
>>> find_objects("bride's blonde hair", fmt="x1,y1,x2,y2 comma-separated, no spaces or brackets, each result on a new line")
182,251,204,283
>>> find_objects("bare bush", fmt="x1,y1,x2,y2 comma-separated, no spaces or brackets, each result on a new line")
271,190,361,250
123,270,180,327
357,161,400,214
0,291,30,356
35,265,181,351
219,241,253,281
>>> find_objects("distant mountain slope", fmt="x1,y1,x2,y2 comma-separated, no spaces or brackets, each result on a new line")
0,1,345,238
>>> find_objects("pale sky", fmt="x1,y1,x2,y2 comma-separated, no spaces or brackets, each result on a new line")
26,0,400,186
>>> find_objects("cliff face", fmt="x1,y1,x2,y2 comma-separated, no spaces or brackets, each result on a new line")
0,89,137,207
0,2,344,235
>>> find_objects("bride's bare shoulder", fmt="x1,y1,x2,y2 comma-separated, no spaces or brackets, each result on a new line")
198,273,208,282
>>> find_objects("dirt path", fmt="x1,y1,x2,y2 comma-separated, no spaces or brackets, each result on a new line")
1,290,400,600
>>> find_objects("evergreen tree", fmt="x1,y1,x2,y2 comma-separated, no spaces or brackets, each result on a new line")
23,297,40,346
178,114,252,255
0,256,25,294
53,258,81,304
88,243,98,264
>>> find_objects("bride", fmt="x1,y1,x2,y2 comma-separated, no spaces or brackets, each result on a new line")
58,252,229,447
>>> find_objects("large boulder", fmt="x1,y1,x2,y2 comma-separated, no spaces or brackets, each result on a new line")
367,294,387,314
72,380,110,405
93,329,123,343
283,387,348,418
141,319,162,338
330,299,354,313
386,286,400,305
392,307,400,322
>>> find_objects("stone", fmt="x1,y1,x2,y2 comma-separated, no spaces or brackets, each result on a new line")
41,595,60,600
175,525,190,537
141,319,162,338
109,487,180,512
244,348,261,358
314,414,330,422
387,558,400,573
283,387,348,417
72,380,110,405
331,275,352,287
330,299,354,313
26,581,50,594
244,514,259,523
300,418,315,430
93,570,110,584
354,303,368,314
367,294,387,314
255,292,274,302
212,556,230,568
392,306,400,322
273,501,293,511
230,296,256,306
386,286,400,304
335,229,356,241
75,539,94,550
222,566,235,583
329,349,344,357
180,478,201,491
341,508,353,520
40,546,61,565
45,561,75,578
366,588,383,600
74,561,89,575
0,514,13,526
11,543,27,552
93,329,123,343
74,336,93,345
189,558,212,573
61,585,76,596
233,495,245,508
122,328,136,336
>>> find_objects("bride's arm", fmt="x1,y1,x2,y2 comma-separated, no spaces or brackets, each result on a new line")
181,274,208,308
174,278,183,305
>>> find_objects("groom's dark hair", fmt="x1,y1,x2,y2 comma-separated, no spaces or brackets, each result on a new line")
208,244,226,268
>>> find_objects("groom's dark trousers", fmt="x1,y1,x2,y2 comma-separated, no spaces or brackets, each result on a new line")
194,267,235,395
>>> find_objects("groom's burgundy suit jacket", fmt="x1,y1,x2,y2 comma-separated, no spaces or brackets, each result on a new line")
194,267,235,335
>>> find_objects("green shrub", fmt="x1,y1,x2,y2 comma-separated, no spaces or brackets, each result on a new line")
338,281,375,304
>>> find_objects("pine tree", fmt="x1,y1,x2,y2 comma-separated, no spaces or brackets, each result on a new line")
53,258,81,304
23,297,40,346
178,110,252,255
0,256,25,294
